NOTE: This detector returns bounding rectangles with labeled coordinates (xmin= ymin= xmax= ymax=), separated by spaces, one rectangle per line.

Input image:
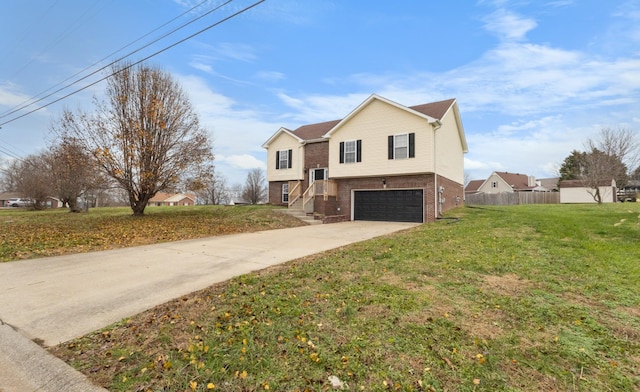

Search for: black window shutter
xmin=276 ymin=151 xmax=280 ymax=169
xmin=339 ymin=142 xmax=345 ymax=163
xmin=288 ymin=149 xmax=292 ymax=168
xmin=356 ymin=140 xmax=362 ymax=162
xmin=388 ymin=136 xmax=394 ymax=159
xmin=409 ymin=133 xmax=415 ymax=158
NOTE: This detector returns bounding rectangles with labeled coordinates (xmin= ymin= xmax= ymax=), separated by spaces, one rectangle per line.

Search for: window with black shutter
xmin=340 ymin=140 xmax=362 ymax=163
xmin=276 ymin=149 xmax=292 ymax=169
xmin=388 ymin=133 xmax=415 ymax=159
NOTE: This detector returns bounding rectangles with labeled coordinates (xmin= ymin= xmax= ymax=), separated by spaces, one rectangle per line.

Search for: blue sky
xmin=1 ymin=0 xmax=639 ymax=186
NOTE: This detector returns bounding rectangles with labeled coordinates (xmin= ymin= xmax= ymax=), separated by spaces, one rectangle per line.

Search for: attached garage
xmin=353 ymin=189 xmax=424 ymax=223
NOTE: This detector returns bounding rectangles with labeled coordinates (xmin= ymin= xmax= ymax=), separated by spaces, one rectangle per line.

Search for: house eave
xmin=302 ymin=137 xmax=328 ymax=144
xmin=322 ymin=94 xmax=439 ymax=139
xmin=262 ymin=127 xmax=303 ymax=149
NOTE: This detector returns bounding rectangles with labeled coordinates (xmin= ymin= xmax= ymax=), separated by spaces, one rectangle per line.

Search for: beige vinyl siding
xmin=434 ymin=107 xmax=465 ymax=184
xmin=329 ymin=99 xmax=434 ymax=178
xmin=265 ymin=133 xmax=304 ymax=182
xmin=478 ymin=173 xmax=514 ymax=193
xmin=560 ymin=186 xmax=616 ymax=203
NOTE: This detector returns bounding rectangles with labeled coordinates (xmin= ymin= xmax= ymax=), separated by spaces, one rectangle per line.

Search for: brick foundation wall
xmin=322 ymin=215 xmax=349 ymax=224
xmin=436 ymin=175 xmax=465 ymax=214
xmin=313 ymin=195 xmax=338 ymax=217
xmin=268 ymin=181 xmax=287 ymax=206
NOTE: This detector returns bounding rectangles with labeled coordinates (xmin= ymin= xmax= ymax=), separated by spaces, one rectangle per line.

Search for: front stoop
xmin=276 ymin=207 xmax=323 ymax=225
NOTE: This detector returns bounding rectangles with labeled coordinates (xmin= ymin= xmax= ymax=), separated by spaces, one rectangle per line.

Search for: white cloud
xmin=0 ymin=82 xmax=31 ymax=107
xmin=189 ymin=61 xmax=213 ymax=73
xmin=276 ymin=91 xmax=370 ymax=123
xmin=218 ymin=154 xmax=265 ymax=170
xmin=255 ymin=71 xmax=285 ymax=82
xmin=495 ymin=116 xmax=559 ymax=136
xmin=464 ymin=157 xmax=496 ymax=171
xmin=482 ymin=9 xmax=537 ymax=42
xmin=193 ymin=42 xmax=256 ymax=63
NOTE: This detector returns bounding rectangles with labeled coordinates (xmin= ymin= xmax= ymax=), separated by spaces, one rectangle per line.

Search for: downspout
xmin=432 ymin=120 xmax=443 ymax=219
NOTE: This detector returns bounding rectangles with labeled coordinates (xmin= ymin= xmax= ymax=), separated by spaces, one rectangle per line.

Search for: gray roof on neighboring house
xmin=558 ymin=179 xmax=616 ymax=188
xmin=538 ymin=177 xmax=559 ymax=191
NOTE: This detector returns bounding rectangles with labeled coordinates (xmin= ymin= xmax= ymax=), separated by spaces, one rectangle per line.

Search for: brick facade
xmin=311 ymin=174 xmax=463 ymax=223
xmin=302 ymin=141 xmax=328 ymax=191
xmin=333 ymin=174 xmax=436 ymax=222
xmin=272 ymin=174 xmax=463 ymax=223
xmin=269 ymin=181 xmax=287 ymax=206
xmin=435 ymin=174 xmax=465 ymax=214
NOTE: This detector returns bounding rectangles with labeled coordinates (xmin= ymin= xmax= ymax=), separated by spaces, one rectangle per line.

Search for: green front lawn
xmin=0 ymin=205 xmax=304 ymax=262
xmin=49 ymin=203 xmax=640 ymax=391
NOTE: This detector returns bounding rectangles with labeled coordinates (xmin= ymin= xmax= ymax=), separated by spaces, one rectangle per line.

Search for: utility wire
xmin=0 ymin=0 xmax=213 ymax=118
xmin=0 ymin=0 xmax=266 ymax=128
xmin=0 ymin=0 xmax=236 ymax=121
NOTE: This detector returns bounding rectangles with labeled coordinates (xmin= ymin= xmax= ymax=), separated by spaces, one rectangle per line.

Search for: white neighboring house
xmin=558 ymin=179 xmax=617 ymax=203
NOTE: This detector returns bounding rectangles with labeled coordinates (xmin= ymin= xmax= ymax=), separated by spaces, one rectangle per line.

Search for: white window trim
xmin=344 ymin=140 xmax=357 ymax=163
xmin=278 ymin=149 xmax=289 ymax=170
xmin=282 ymin=183 xmax=289 ymax=203
xmin=394 ymin=133 xmax=409 ymax=160
xmin=310 ymin=168 xmax=328 ymax=184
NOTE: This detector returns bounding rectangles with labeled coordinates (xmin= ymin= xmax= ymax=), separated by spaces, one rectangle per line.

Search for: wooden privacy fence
xmin=465 ymin=192 xmax=560 ymax=206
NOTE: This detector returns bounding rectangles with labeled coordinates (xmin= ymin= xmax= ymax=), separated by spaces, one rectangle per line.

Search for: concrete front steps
xmin=277 ymin=205 xmax=323 ymax=225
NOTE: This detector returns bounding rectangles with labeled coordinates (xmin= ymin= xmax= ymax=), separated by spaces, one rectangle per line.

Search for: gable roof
xmin=291 ymin=119 xmax=340 ymax=141
xmin=464 ymin=179 xmax=484 ymax=193
xmin=164 ymin=193 xmax=195 ymax=203
xmin=323 ymin=94 xmax=440 ymax=138
xmin=261 ymin=127 xmax=303 ymax=148
xmin=149 ymin=192 xmax=195 ymax=203
xmin=409 ymin=98 xmax=456 ymax=120
xmin=494 ymin=171 xmax=533 ymax=191
xmin=263 ymin=94 xmax=467 ymax=151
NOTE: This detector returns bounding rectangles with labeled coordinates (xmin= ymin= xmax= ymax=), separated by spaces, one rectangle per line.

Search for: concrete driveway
xmin=0 ymin=220 xmax=417 ymax=391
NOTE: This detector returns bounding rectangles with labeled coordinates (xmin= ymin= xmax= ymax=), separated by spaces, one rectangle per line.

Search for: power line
xmin=0 ymin=0 xmax=234 ymax=121
xmin=0 ymin=0 xmax=213 ymax=119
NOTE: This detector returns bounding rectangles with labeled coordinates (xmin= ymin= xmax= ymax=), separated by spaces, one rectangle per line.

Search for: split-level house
xmin=262 ymin=94 xmax=468 ymax=223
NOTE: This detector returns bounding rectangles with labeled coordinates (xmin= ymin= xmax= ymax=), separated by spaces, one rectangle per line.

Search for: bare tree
xmin=46 ymin=136 xmax=107 ymax=212
xmin=0 ymin=158 xmax=20 ymax=192
xmin=14 ymin=153 xmax=52 ymax=209
xmin=228 ymin=183 xmax=244 ymax=203
xmin=581 ymin=148 xmax=625 ymax=203
xmin=182 ymin=162 xmax=229 ymax=205
xmin=204 ymin=168 xmax=229 ymax=205
xmin=242 ymin=168 xmax=266 ymax=204
xmin=57 ymin=62 xmax=213 ymax=215
xmin=582 ymin=128 xmax=637 ymax=203
xmin=590 ymin=128 xmax=639 ymax=175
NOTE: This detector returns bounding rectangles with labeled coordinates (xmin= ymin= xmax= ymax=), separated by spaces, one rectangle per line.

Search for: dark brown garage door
xmin=353 ymin=189 xmax=423 ymax=223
